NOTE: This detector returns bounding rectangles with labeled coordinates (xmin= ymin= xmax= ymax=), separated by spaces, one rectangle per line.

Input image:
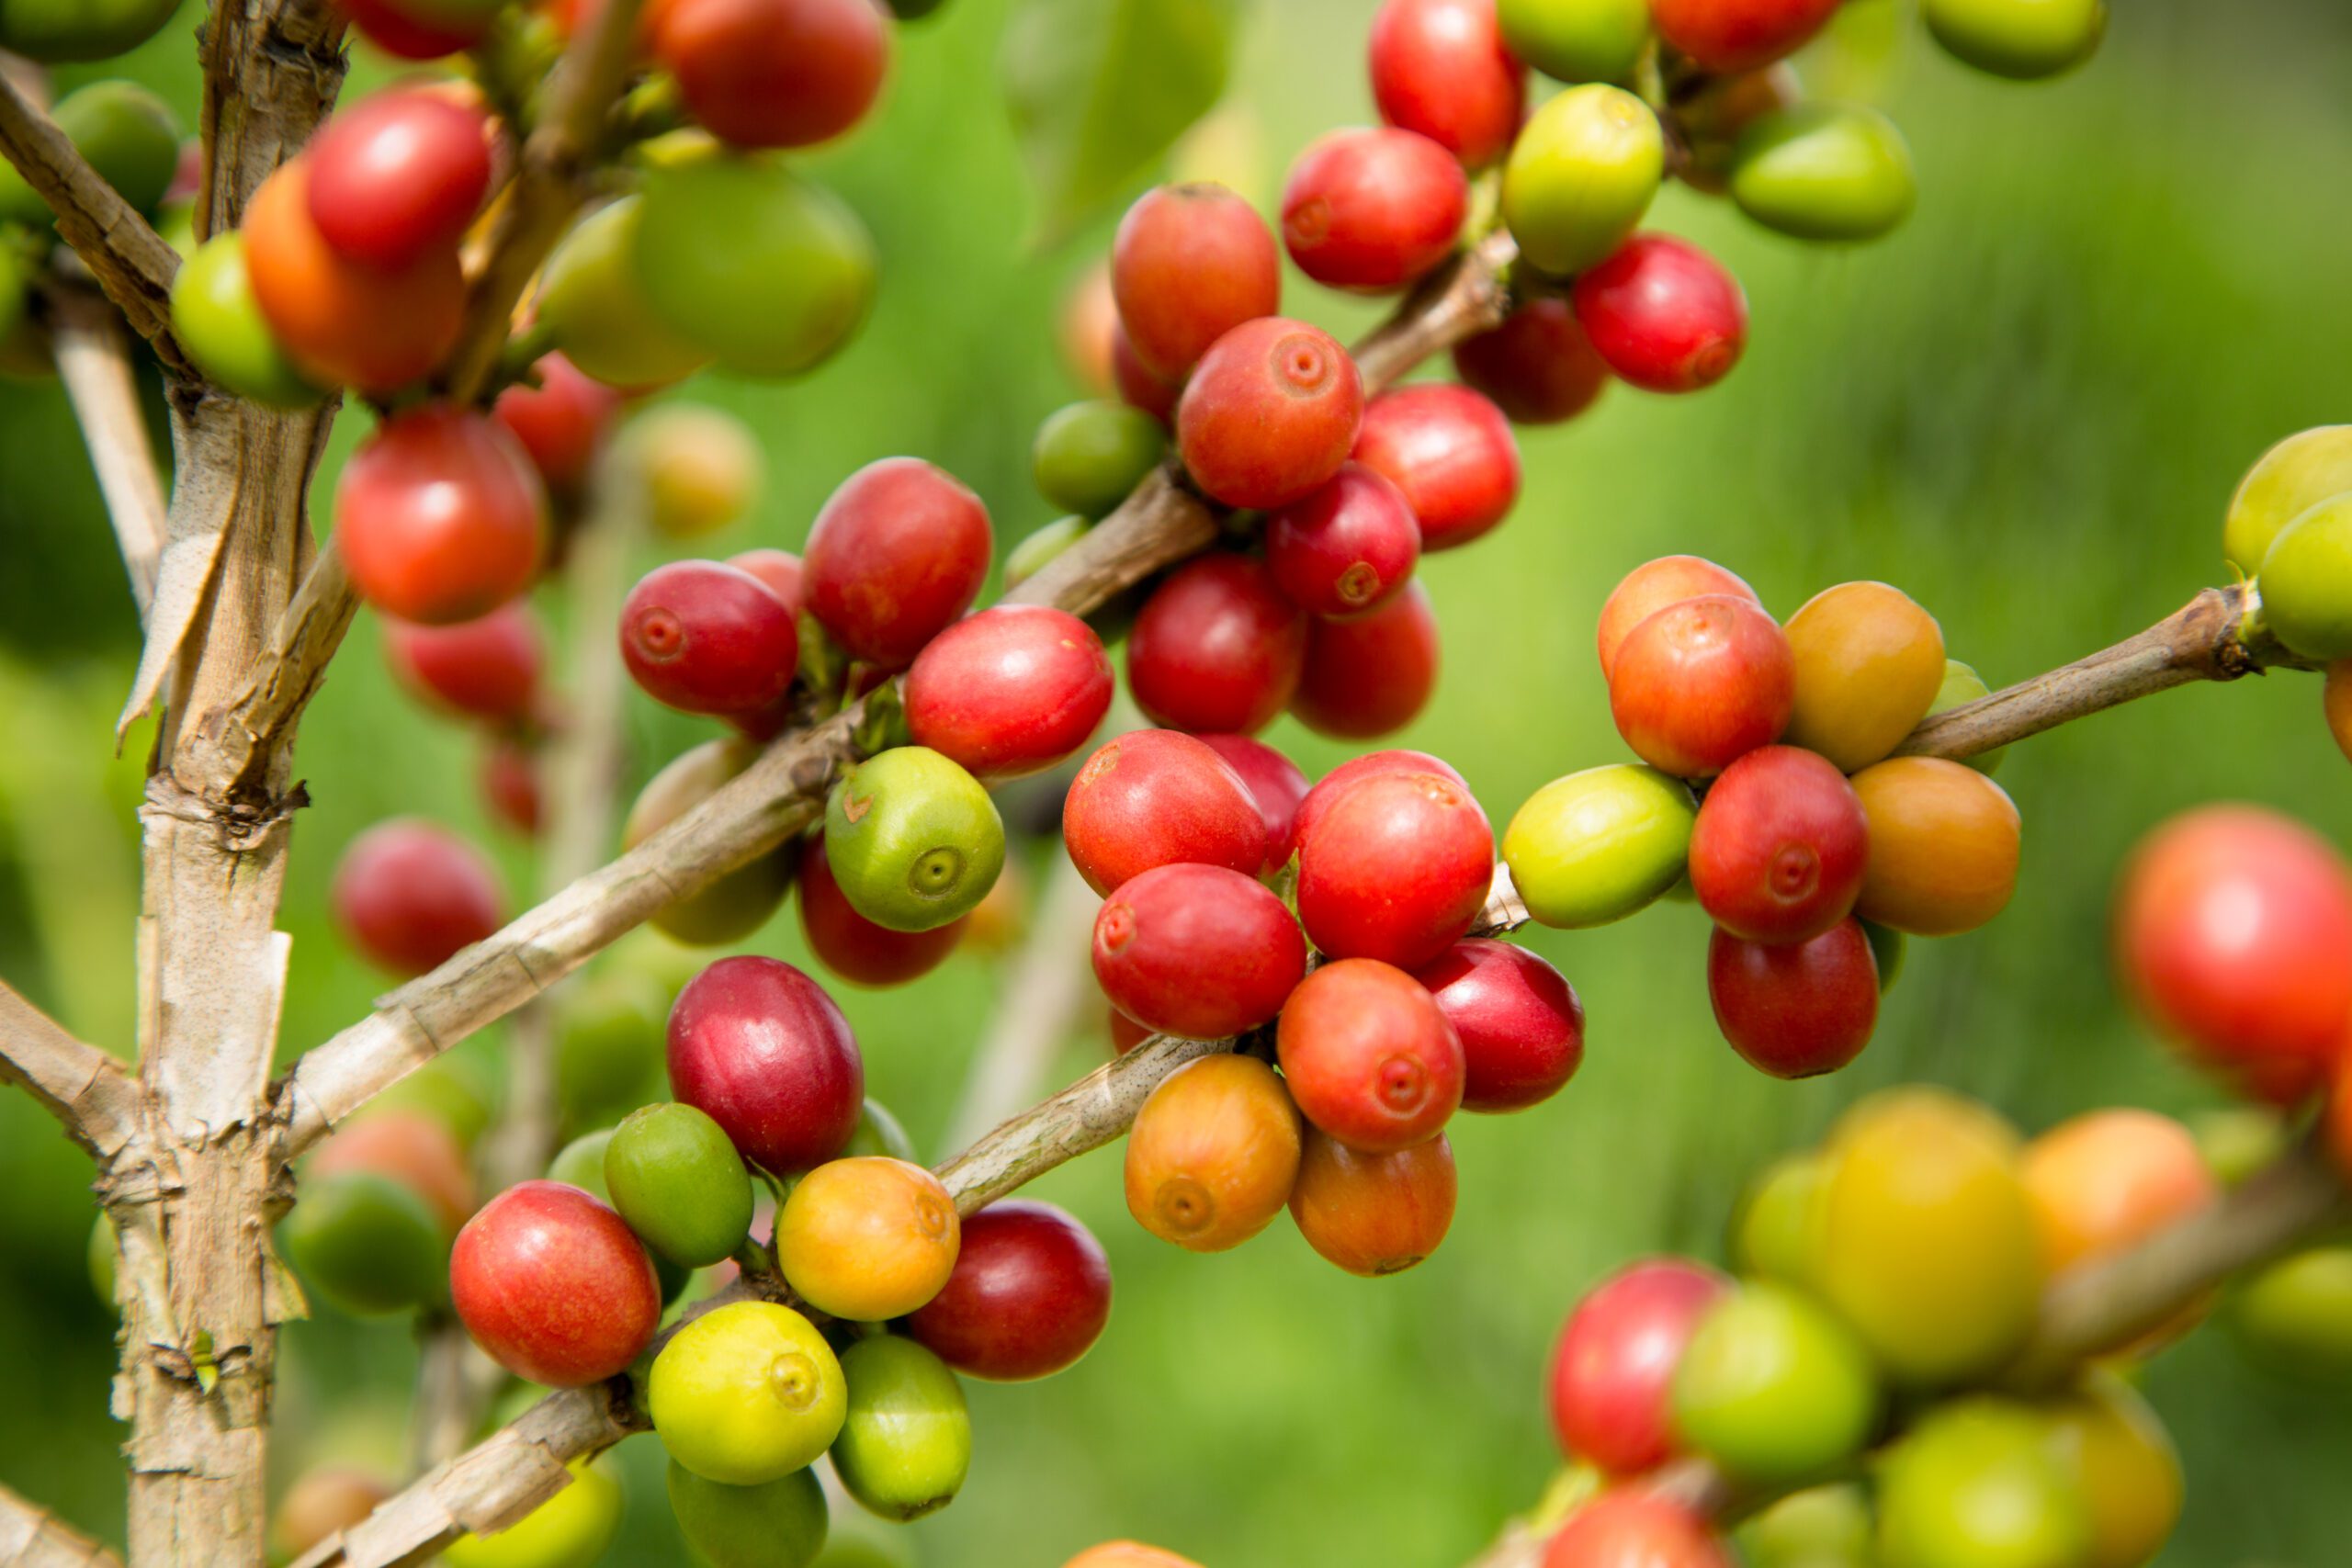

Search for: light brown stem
xmin=939 ymin=852 xmax=1103 ymax=1154
xmin=0 ymin=1481 xmax=125 ymax=1568
xmin=0 ymin=978 xmax=140 ymax=1159
xmin=48 ymin=288 xmax=167 ymax=620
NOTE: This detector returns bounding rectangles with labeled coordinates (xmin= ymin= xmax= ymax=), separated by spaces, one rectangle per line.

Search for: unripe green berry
xmin=1876 ymin=1400 xmax=2089 ymax=1568
xmin=1739 ymin=1484 xmax=1874 ymax=1568
xmin=1671 ymin=1281 xmax=1881 ymax=1484
xmin=1729 ymin=103 xmax=1916 ymax=243
xmin=831 ymin=1336 xmax=972 ymax=1521
xmin=2230 ymin=1246 xmax=2352 ymax=1381
xmin=1729 ymin=1151 xmax=1826 ymax=1283
xmin=824 ymin=747 xmax=1005 ymax=933
xmin=552 ymin=970 xmax=668 ymax=1128
xmin=277 ymin=1170 xmax=447 ymax=1317
xmin=0 ymin=0 xmax=180 ymax=64
xmin=2257 ymin=494 xmax=2352 ymax=660
xmin=1501 ymin=763 xmax=1695 ymax=928
xmin=1033 ymin=400 xmax=1165 ymax=518
xmin=666 ymin=1461 xmax=829 ymax=1568
xmin=605 ymin=1102 xmax=754 ymax=1268
xmin=1928 ymin=659 xmax=2006 ymax=774
xmin=537 ymin=197 xmax=712 ymax=391
xmin=172 ymin=234 xmax=325 ymax=410
xmin=547 ymin=1128 xmax=695 ymax=1303
xmin=2222 ymin=425 xmax=2352 ymax=576
xmin=1497 ymin=0 xmax=1650 ymax=85
xmin=1502 ymin=84 xmax=1663 ymax=277
xmin=1 ymin=79 xmax=180 ymax=224
xmin=1923 ymin=0 xmax=2105 ymax=81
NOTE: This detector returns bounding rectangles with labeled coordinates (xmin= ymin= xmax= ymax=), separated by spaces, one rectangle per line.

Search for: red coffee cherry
xmin=1707 ymin=918 xmax=1880 ymax=1077
xmin=1452 ymin=298 xmax=1611 ymax=426
xmin=1544 ymin=1494 xmax=1731 ymax=1568
xmin=906 ymin=1199 xmax=1113 ymax=1382
xmin=620 ymin=559 xmax=799 ymax=716
xmin=1351 ymin=384 xmax=1521 ymax=552
xmin=1176 ymin=318 xmax=1364 ymax=511
xmin=667 ymin=955 xmax=865 ymax=1174
xmin=1411 ymin=938 xmax=1584 ymax=1112
xmin=1126 ymin=554 xmax=1309 ymax=734
xmin=307 ymin=88 xmax=492 ymax=269
xmin=655 ymin=0 xmax=888 ymax=150
xmin=804 ymin=457 xmax=993 ymax=669
xmin=382 ymin=602 xmax=543 ymax=725
xmin=728 ymin=548 xmax=806 ymax=620
xmin=331 ymin=819 xmax=502 ymax=976
xmin=1689 ymin=745 xmax=1869 ymax=945
xmin=1292 ymin=580 xmax=1442 ymax=739
xmin=1572 ymin=235 xmax=1748 ymax=395
xmin=1112 ymin=327 xmax=1182 ymax=422
xmin=1281 ymin=127 xmax=1468 ymax=294
xmin=905 ymin=605 xmax=1114 ymax=781
xmin=334 ymin=0 xmax=490 ymax=59
xmin=1648 ymin=0 xmax=1842 ymax=73
xmin=1366 ymin=0 xmax=1526 ymax=168
xmin=1596 ymin=555 xmax=1758 ymax=679
xmin=797 ymin=838 xmax=966 ymax=989
xmin=1289 ymin=1129 xmax=1457 ymax=1276
xmin=1062 ymin=729 xmax=1267 ymax=895
xmin=479 ymin=738 xmax=542 ymax=835
xmin=338 ymin=407 xmax=548 ymax=626
xmin=1092 ymin=863 xmax=1308 ymax=1039
xmin=1293 ymin=748 xmax=1469 ymax=852
xmin=1266 ymin=462 xmax=1422 ymax=618
xmin=1298 ymin=766 xmax=1492 ymax=966
xmin=492 ymin=353 xmax=622 ymax=497
xmin=1111 ymin=183 xmax=1282 ymax=379
xmin=1277 ymin=957 xmax=1465 ymax=1152
xmin=1549 ymin=1257 xmax=1729 ymax=1473
xmin=450 ymin=1180 xmax=660 ymax=1386
xmin=1607 ymin=593 xmax=1793 ymax=776
xmin=1196 ymin=733 xmax=1310 ymax=876
xmin=1107 ymin=1005 xmax=1154 ymax=1056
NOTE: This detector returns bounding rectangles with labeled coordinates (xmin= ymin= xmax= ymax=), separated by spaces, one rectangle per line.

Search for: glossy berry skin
xmin=1298 ymin=767 xmax=1492 ymax=968
xmin=620 ymin=560 xmax=798 ymax=716
xmin=1596 ymin=556 xmax=1758 ymax=679
xmin=1503 ymin=85 xmax=1663 ymax=277
xmin=493 ymin=354 xmax=622 ymax=497
xmin=798 ymin=838 xmax=965 ymax=989
xmin=1451 ymin=299 xmax=1611 ymax=425
xmin=1125 ymin=1054 xmax=1303 ymax=1252
xmin=1196 ymin=734 xmax=1310 ymax=875
xmin=1497 ymin=0 xmax=1650 ymax=84
xmin=1502 ymin=764 xmax=1695 ymax=929
xmin=1549 ymin=1258 xmax=1729 ymax=1473
xmin=2256 ymin=495 xmax=2352 ymax=661
xmin=1266 ymin=463 xmax=1421 ymax=618
xmin=1126 ymin=555 xmax=1308 ymax=734
xmin=307 ymin=89 xmax=492 ymax=269
xmin=1281 ymin=128 xmax=1468 ymax=293
xmin=1111 ymin=184 xmax=1282 ymax=378
xmin=804 ymin=457 xmax=993 ymax=669
xmin=1850 ymin=757 xmax=2020 ymax=935
xmin=1730 ymin=103 xmax=1917 ymax=243
xmin=665 ymin=1464 xmax=826 ymax=1568
xmin=728 ymin=549 xmax=804 ymax=619
xmin=1367 ymin=0 xmax=1526 ymax=167
xmin=775 ymin=1156 xmax=959 ymax=1321
xmin=1411 ymin=939 xmax=1584 ymax=1111
xmin=338 ymin=408 xmax=548 ymax=626
xmin=1092 ymin=863 xmax=1307 ymax=1039
xmin=667 ymin=956 xmax=865 ymax=1176
xmin=907 ymin=1199 xmax=1112 ymax=1381
xmin=902 ymin=605 xmax=1113 ymax=781
xmin=1292 ymin=580 xmax=1442 ymax=738
xmin=169 ymin=233 xmax=324 ymax=411
xmin=1571 ymin=234 xmax=1747 ymax=394
xmin=2021 ymin=1109 xmax=2216 ymax=1277
xmin=824 ymin=747 xmax=1005 ymax=933
xmin=650 ymin=1301 xmax=846 ymax=1484
xmin=331 ymin=819 xmax=502 ymax=976
xmin=1277 ymin=958 xmax=1465 ymax=1152
xmin=1648 ymin=0 xmax=1843 ymax=72
xmin=831 ymin=1335 xmax=970 ymax=1521
xmin=2225 ymin=431 xmax=2352 ymax=580
xmin=1033 ymin=400 xmax=1167 ymax=518
xmin=450 ymin=1180 xmax=660 ymax=1386
xmin=1689 ymin=746 xmax=1869 ymax=945
xmin=654 ymin=0 xmax=889 ymax=150
xmin=1293 ymin=749 xmax=1469 ymax=850
xmin=1707 ymin=919 xmax=1879 ymax=1078
xmin=1061 ymin=730 xmax=1266 ymax=894
xmin=605 ymin=1102 xmax=754 ymax=1268
xmin=625 ymin=741 xmax=796 ymax=945
xmin=1290 ymin=1129 xmax=1456 ymax=1276
xmin=1351 ymin=385 xmax=1521 ymax=552
xmin=1923 ymin=0 xmax=2106 ymax=80
xmin=1875 ymin=1400 xmax=2089 ymax=1568
xmin=1544 ymin=1494 xmax=1730 ymax=1568
xmin=1782 ymin=581 xmax=1947 ymax=773
xmin=334 ymin=0 xmax=499 ymax=58
xmin=1670 ymin=1281 xmax=1882 ymax=1485
xmin=1176 ymin=318 xmax=1364 ymax=511
xmin=1607 ymin=594 xmax=1793 ymax=777
xmin=382 ymin=603 xmax=543 ymax=725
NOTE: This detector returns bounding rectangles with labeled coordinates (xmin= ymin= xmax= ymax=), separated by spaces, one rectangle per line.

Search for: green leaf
xmin=1001 ymin=0 xmax=1238 ymax=241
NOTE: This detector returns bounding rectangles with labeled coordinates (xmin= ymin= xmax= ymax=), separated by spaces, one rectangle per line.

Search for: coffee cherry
xmin=451 ymin=1180 xmax=660 ymax=1384
xmin=2222 ymin=425 xmax=2352 ymax=576
xmin=619 ymin=559 xmax=798 ymax=716
xmin=1498 ymin=0 xmax=1650 ymax=84
xmin=604 ymin=1101 xmax=753 ymax=1267
xmin=1411 ymin=939 xmax=1583 ymax=1112
xmin=1062 ymin=729 xmax=1267 ymax=893
xmin=831 ymin=1336 xmax=971 ymax=1521
xmin=1596 ymin=556 xmax=1759 ymax=679
xmin=1849 ymin=757 xmax=2020 ymax=935
xmin=277 ymin=1169 xmax=447 ymax=1315
xmin=1033 ymin=400 xmax=1167 ymax=518
xmin=1676 ymin=63 xmax=1803 ymax=194
xmin=804 ymin=457 xmax=993 ymax=667
xmin=1351 ymin=385 xmax=1521 ymax=551
xmin=331 ymin=819 xmax=502 ymax=976
xmin=2258 ymin=495 xmax=2352 ymax=660
xmin=625 ymin=741 xmax=797 ymax=944
xmin=722 ymin=552 xmax=802 ymax=623
xmin=656 ymin=0 xmax=888 ymax=149
xmin=338 ymin=407 xmax=548 ymax=625
xmin=824 ymin=747 xmax=1004 ymax=932
xmin=1572 ymin=234 xmax=1747 ymax=393
xmin=382 ymin=603 xmax=543 ymax=725
xmin=1125 ymin=1053 xmax=1303 ymax=1251
xmin=311 ymin=1110 xmax=477 ymax=1234
xmin=1295 ymin=748 xmax=1469 ymax=844
xmin=668 ymin=956 xmax=865 ymax=1175
xmin=1286 ymin=1127 xmax=1457 ymax=1276
xmin=1728 ymin=1152 xmax=1826 ymax=1284
xmin=1923 ymin=0 xmax=2105 ymax=79
xmin=798 ymin=837 xmax=967 ymax=988
xmin=1729 ymin=103 xmax=1917 ymax=243
xmin=1736 ymin=1485 xmax=1871 ymax=1568
xmin=1108 ymin=1007 xmax=1153 ymax=1056
xmin=1608 ymin=593 xmax=1793 ymax=776
xmin=2022 ymin=1109 xmax=2215 ymax=1283
xmin=1367 ymin=0 xmax=1526 ymax=166
xmin=1298 ymin=768 xmax=1493 ymax=967
xmin=1549 ymin=1258 xmax=1729 ymax=1473
xmin=776 ymin=1156 xmax=959 ymax=1321
xmin=1277 ymin=958 xmax=1464 ymax=1151
xmin=1196 ymin=734 xmax=1310 ymax=875
xmin=1503 ymin=764 xmax=1696 ymax=928
xmin=535 ymin=197 xmax=712 ymax=390
xmin=443 ymin=1458 xmax=622 ymax=1568
xmin=650 ymin=1300 xmax=846 ymax=1483
xmin=667 ymin=1462 xmax=827 ymax=1568
xmin=1781 ymin=581 xmax=1947 ymax=772
xmin=1707 ymin=919 xmax=1879 ymax=1077
xmin=1092 ymin=863 xmax=1307 ymax=1039
xmin=493 ymin=354 xmax=622 ymax=498
xmin=0 ymin=0 xmax=177 ymax=62
xmin=907 ymin=1199 xmax=1111 ymax=1381
xmin=1690 ymin=746 xmax=1868 ymax=945
xmin=1282 ymin=127 xmax=1468 ymax=292
xmin=1126 ymin=554 xmax=1309 ymax=733
xmin=1292 ymin=580 xmax=1442 ymax=739
xmin=1545 ymin=1495 xmax=1729 ymax=1568
xmin=6 ymin=82 xmax=178 ymax=220
xmin=1176 ymin=318 xmax=1365 ymax=510
xmin=1266 ymin=464 xmax=1422 ymax=618
xmin=1670 ymin=1281 xmax=1880 ymax=1485
xmin=1112 ymin=327 xmax=1184 ymax=421
xmin=1504 ymin=84 xmax=1661 ymax=277
xmin=1928 ymin=658 xmax=2007 ymax=773
xmin=1111 ymin=183 xmax=1282 ymax=378
xmin=2045 ymin=1372 xmax=2183 ymax=1568
xmin=335 ymin=0 xmax=502 ymax=57
xmin=308 ymin=88 xmax=492 ymax=269
xmin=2230 ymin=1247 xmax=2352 ymax=1381
xmin=271 ymin=1469 xmax=393 ymax=1563
xmin=170 ymin=233 xmax=324 ymax=409
xmin=1451 ymin=299 xmax=1611 ymax=424
xmin=1876 ymin=1400 xmax=2089 ymax=1568
xmin=1648 ymin=0 xmax=1842 ymax=72
xmin=614 ymin=408 xmax=763 ymax=540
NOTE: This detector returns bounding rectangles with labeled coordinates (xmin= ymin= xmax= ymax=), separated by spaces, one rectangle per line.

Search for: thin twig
xmin=0 ymin=977 xmax=141 ymax=1160
xmin=0 ymin=1479 xmax=124 ymax=1568
xmin=48 ymin=288 xmax=166 ymax=620
xmin=940 ymin=852 xmax=1103 ymax=1154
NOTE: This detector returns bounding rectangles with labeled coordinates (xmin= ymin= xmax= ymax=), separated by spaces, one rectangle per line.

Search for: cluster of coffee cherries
xmin=2220 ymin=426 xmax=2352 ymax=767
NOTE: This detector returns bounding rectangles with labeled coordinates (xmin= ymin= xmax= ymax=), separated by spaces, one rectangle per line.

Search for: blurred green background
xmin=5 ymin=0 xmax=2352 ymax=1562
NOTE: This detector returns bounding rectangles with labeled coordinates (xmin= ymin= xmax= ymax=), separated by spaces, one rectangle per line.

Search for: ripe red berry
xmin=479 ymin=738 xmax=541 ymax=835
xmin=331 ymin=819 xmax=503 ymax=976
xmin=728 ymin=548 xmax=806 ymax=620
xmin=1281 ymin=128 xmax=1468 ymax=293
xmin=797 ymin=838 xmax=966 ymax=989
xmin=492 ymin=353 xmax=622 ymax=497
xmin=1297 ymin=766 xmax=1492 ymax=966
xmin=667 ymin=955 xmax=865 ymax=1175
xmin=1111 ymin=327 xmax=1182 ymax=422
xmin=1351 ymin=384 xmax=1521 ymax=552
xmin=306 ymin=88 xmax=492 ymax=270
xmin=1549 ymin=1258 xmax=1729 ymax=1473
xmin=1107 ymin=1005 xmax=1153 ymax=1056
xmin=1092 ymin=863 xmax=1307 ymax=1039
xmin=1452 ymin=298 xmax=1611 ymax=425
xmin=1544 ymin=1494 xmax=1731 ymax=1568
xmin=337 ymin=407 xmax=548 ymax=626
xmin=1707 ymin=918 xmax=1880 ymax=1077
xmin=654 ymin=0 xmax=889 ymax=149
xmin=1412 ymin=939 xmax=1585 ymax=1112
xmin=1689 ymin=746 xmax=1869 ymax=945
xmin=450 ymin=1180 xmax=661 ymax=1386
xmin=1126 ymin=554 xmax=1309 ymax=734
xmin=1111 ymin=183 xmax=1282 ymax=379
xmin=1572 ymin=235 xmax=1748 ymax=395
xmin=382 ymin=602 xmax=543 ymax=725
xmin=1291 ymin=580 xmax=1441 ymax=739
xmin=1289 ymin=1128 xmax=1457 ymax=1276
xmin=1607 ymin=594 xmax=1793 ymax=776
xmin=905 ymin=605 xmax=1114 ymax=781
xmin=804 ymin=457 xmax=993 ymax=669
xmin=906 ymin=1199 xmax=1113 ymax=1382
xmin=1265 ymin=463 xmax=1421 ymax=618
xmin=1293 ymin=749 xmax=1469 ymax=852
xmin=1196 ymin=734 xmax=1310 ymax=876
xmin=1366 ymin=0 xmax=1526 ymax=168
xmin=334 ymin=0 xmax=490 ymax=59
xmin=1647 ymin=0 xmax=1842 ymax=73
xmin=1176 ymin=318 xmax=1364 ymax=511
xmin=1595 ymin=555 xmax=1758 ymax=679
xmin=620 ymin=559 xmax=799 ymax=716
xmin=1061 ymin=730 xmax=1268 ymax=895
xmin=1277 ymin=957 xmax=1465 ymax=1152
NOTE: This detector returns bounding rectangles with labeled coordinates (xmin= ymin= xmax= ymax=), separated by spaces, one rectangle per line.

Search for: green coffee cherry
xmin=553 ymin=970 xmax=669 ymax=1128
xmin=172 ymin=233 xmax=324 ymax=410
xmin=625 ymin=739 xmax=797 ymax=945
xmin=1876 ymin=1400 xmax=2089 ymax=1568
xmin=1923 ymin=0 xmax=2105 ymax=81
xmin=1501 ymin=84 xmax=1663 ymax=278
xmin=605 ymin=1102 xmax=754 ymax=1268
xmin=2257 ymin=494 xmax=2352 ymax=660
xmin=1006 ymin=516 xmax=1090 ymax=591
xmin=1497 ymin=0 xmax=1649 ymax=85
xmin=1671 ymin=1281 xmax=1882 ymax=1485
xmin=824 ymin=747 xmax=1005 ymax=933
xmin=1738 ymin=1484 xmax=1874 ymax=1568
xmin=666 ymin=1460 xmax=828 ymax=1568
xmin=843 ymin=1097 xmax=918 ymax=1164
xmin=1 ymin=80 xmax=180 ymax=225
xmin=536 ymin=196 xmax=712 ymax=391
xmin=831 ymin=1337 xmax=972 ymax=1522
xmin=1729 ymin=1151 xmax=1826 ymax=1283
xmin=1501 ymin=763 xmax=1696 ymax=928
xmin=812 ymin=1519 xmax=916 ymax=1568
xmin=2229 ymin=1246 xmax=2352 ymax=1382
xmin=1860 ymin=918 xmax=1906 ymax=992
xmin=2188 ymin=1106 xmax=2285 ymax=1189
xmin=0 ymin=0 xmax=180 ymax=63
xmin=277 ymin=1170 xmax=447 ymax=1316
xmin=1033 ymin=400 xmax=1165 ymax=518
xmin=445 ymin=1459 xmax=623 ymax=1568
xmin=650 ymin=1301 xmax=847 ymax=1484
xmin=1729 ymin=103 xmax=1916 ymax=243
xmin=547 ymin=1129 xmax=615 ymax=1199
xmin=1928 ymin=659 xmax=2006 ymax=774
xmin=2222 ymin=425 xmax=2352 ymax=576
